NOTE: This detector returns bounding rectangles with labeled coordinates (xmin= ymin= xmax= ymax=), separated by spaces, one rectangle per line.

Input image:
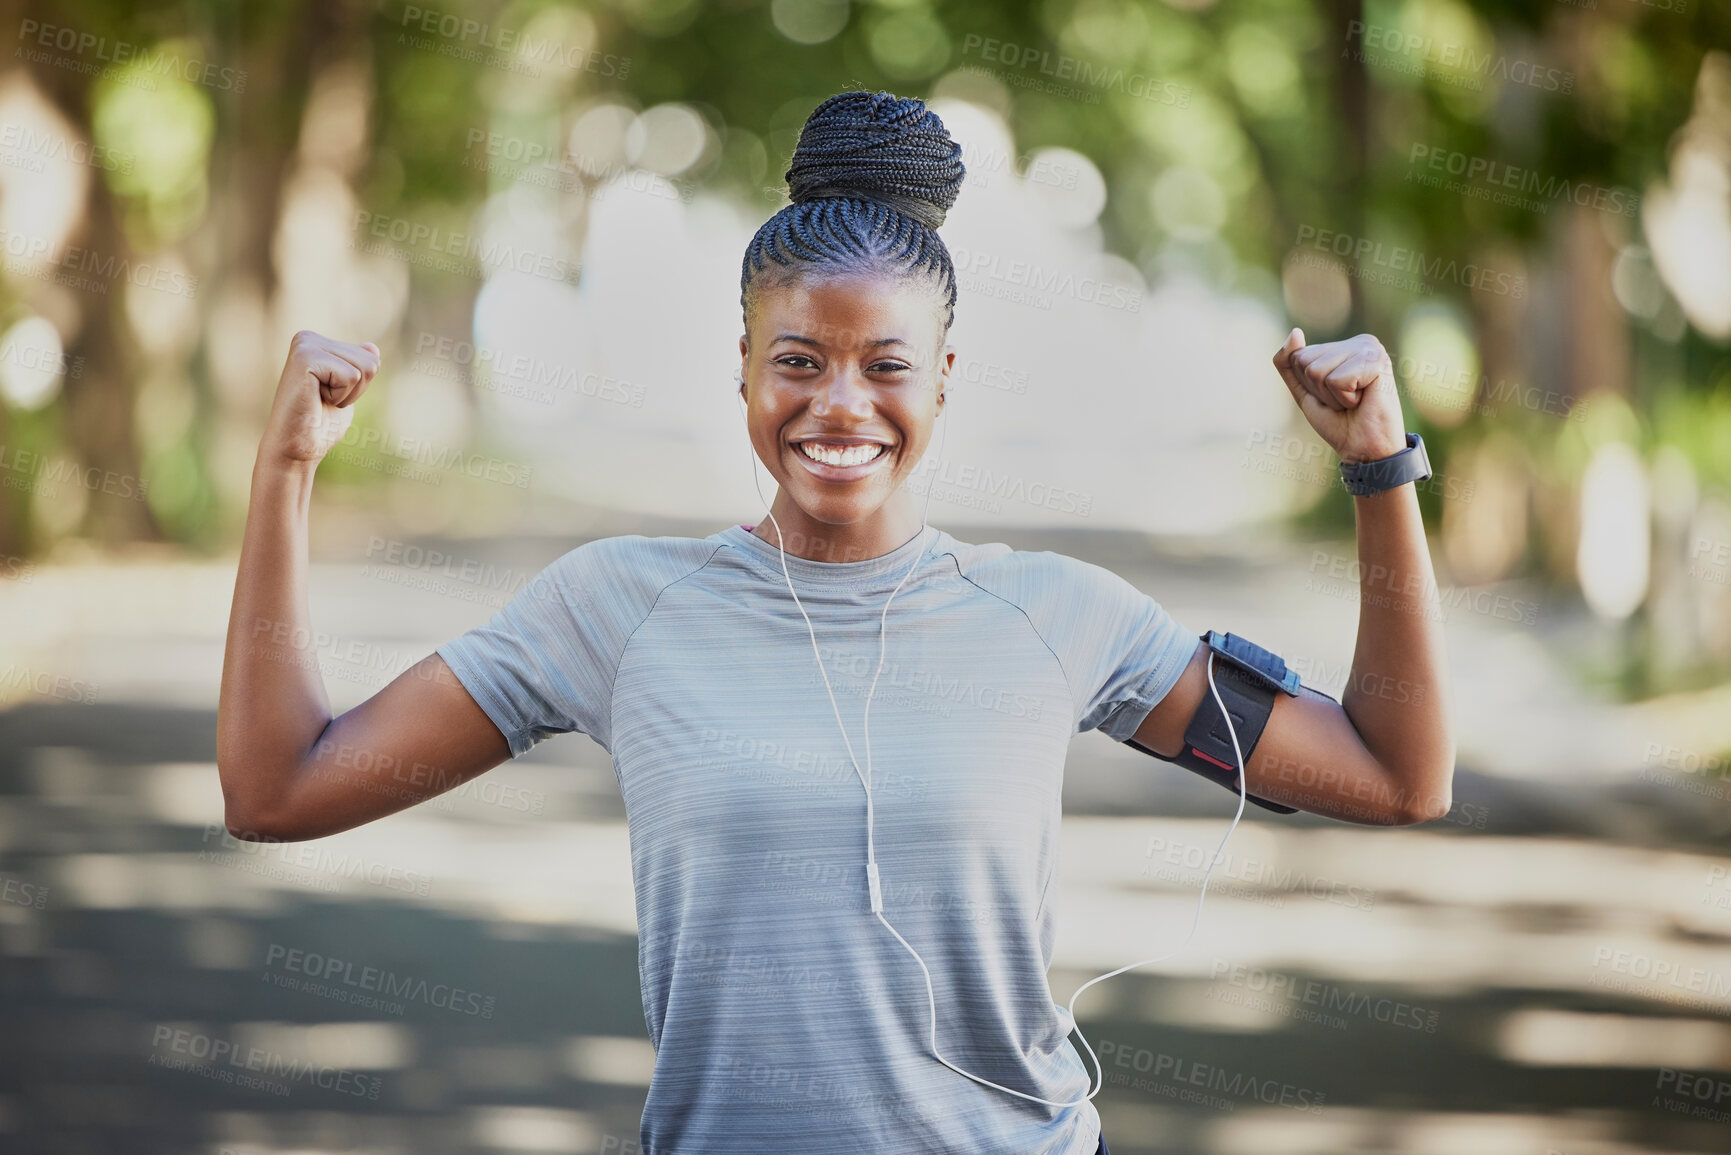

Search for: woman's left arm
xmin=1133 ymin=329 xmax=1456 ymax=825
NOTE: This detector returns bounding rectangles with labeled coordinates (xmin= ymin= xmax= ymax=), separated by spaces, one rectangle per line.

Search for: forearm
xmin=1344 ymin=481 xmax=1455 ymax=812
xmin=215 ymin=455 xmax=334 ymax=827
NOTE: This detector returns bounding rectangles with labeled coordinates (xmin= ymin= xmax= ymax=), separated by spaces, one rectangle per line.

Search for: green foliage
xmin=4 ymin=0 xmax=1729 ymax=594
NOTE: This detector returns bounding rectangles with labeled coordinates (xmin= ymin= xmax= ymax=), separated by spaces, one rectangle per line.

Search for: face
xmin=738 ymin=270 xmax=952 ymax=538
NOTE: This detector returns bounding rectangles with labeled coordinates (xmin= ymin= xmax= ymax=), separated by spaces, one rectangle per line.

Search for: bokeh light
xmin=1398 ymin=301 xmax=1479 ymax=429
xmin=0 ymin=314 xmax=66 ymax=410
xmin=1577 ymin=439 xmax=1651 ymax=622
xmin=772 ymin=0 xmax=851 ymax=46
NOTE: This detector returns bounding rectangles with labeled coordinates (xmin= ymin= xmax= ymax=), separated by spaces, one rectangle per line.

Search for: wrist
xmin=253 ymin=450 xmax=320 ymax=488
xmin=1338 ymin=436 xmax=1409 ymax=465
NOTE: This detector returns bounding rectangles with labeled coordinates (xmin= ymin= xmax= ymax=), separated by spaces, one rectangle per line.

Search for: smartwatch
xmin=1339 ymin=433 xmax=1431 ymax=497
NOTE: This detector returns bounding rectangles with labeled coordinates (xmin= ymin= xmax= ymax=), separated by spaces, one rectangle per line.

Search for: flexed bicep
xmin=223 ymin=654 xmax=510 ymax=843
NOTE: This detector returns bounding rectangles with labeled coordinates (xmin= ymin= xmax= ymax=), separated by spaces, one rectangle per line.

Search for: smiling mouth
xmin=794 ymin=440 xmax=890 ymax=468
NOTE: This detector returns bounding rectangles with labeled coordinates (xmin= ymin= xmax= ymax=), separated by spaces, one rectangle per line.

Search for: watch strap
xmin=1339 ymin=433 xmax=1431 ymax=497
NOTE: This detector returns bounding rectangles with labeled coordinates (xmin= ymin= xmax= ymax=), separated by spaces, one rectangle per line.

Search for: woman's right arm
xmin=216 ymin=331 xmax=510 ymax=843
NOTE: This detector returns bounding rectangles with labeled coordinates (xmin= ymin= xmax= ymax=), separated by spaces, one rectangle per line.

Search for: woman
xmin=219 ymin=91 xmax=1454 ymax=1155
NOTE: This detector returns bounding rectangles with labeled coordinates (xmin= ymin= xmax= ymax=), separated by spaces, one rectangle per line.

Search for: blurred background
xmin=1 ymin=0 xmax=1730 ymax=1151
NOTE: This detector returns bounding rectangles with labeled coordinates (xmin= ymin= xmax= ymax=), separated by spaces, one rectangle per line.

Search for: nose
xmin=808 ymin=363 xmax=875 ymax=422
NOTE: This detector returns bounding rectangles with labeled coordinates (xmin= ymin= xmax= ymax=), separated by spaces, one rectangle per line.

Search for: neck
xmin=750 ymin=492 xmax=926 ymax=563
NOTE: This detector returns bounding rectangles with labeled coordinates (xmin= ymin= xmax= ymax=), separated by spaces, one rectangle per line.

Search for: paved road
xmin=1 ymin=519 xmax=1727 ymax=1154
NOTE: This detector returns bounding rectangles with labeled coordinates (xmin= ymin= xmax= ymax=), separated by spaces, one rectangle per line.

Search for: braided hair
xmin=741 ymin=91 xmax=966 ymax=331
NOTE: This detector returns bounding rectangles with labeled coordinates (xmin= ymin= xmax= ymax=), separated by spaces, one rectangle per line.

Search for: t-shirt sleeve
xmin=434 ymin=539 xmax=624 ymax=758
xmin=1062 ymin=557 xmax=1199 ymax=741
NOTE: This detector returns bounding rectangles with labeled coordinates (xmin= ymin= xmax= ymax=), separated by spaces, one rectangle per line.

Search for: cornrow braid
xmin=741 ymin=91 xmax=966 ymax=330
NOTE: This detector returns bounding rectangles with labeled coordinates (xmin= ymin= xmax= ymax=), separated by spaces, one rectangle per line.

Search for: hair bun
xmin=784 ymin=91 xmax=965 ymax=230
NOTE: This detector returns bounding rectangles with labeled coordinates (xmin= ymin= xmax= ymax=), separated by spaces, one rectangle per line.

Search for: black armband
xmin=1125 ymin=630 xmax=1304 ymax=815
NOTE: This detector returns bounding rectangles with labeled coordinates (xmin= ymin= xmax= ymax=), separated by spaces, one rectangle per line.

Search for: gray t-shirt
xmin=436 ymin=523 xmax=1197 ymax=1154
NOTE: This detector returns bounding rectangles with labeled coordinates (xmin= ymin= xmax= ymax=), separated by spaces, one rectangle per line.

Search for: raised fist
xmin=260 ymin=330 xmax=382 ymax=467
xmin=1271 ymin=329 xmax=1407 ymax=465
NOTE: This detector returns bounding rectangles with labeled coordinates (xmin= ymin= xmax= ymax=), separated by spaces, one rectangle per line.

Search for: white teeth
xmin=798 ymin=442 xmax=886 ymax=468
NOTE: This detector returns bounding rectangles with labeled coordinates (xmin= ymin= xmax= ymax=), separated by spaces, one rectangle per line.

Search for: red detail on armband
xmin=1189 ymin=746 xmax=1235 ymax=771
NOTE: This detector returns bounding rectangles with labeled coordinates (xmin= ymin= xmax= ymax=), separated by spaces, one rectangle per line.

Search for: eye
xmin=774 ymin=354 xmax=818 ymax=370
xmin=868 ymin=359 xmax=911 ymax=374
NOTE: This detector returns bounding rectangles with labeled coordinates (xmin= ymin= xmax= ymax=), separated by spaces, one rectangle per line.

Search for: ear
xmin=737 ymin=334 xmax=749 ymax=396
xmin=937 ymin=343 xmax=956 ymax=407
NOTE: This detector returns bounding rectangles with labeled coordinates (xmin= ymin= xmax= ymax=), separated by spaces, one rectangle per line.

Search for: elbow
xmin=224 ymin=811 xmax=314 ymax=843
xmin=217 ymin=770 xmax=296 ymax=844
xmin=225 ymin=817 xmax=271 ymax=842
xmin=1391 ymin=790 xmax=1451 ymax=826
xmin=1389 ymin=760 xmax=1456 ymax=827
xmin=222 ymin=804 xmax=284 ymax=843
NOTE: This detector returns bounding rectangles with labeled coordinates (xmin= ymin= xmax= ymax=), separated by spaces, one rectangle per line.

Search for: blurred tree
xmin=0 ymin=0 xmax=390 ymax=553
xmin=0 ymin=0 xmax=1725 ymax=698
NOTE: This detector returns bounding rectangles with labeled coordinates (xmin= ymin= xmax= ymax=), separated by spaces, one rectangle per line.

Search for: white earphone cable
xmin=736 ymin=376 xmax=1249 ymax=1108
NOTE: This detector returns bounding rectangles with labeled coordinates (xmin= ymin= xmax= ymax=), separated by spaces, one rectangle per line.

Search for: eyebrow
xmin=772 ymin=333 xmax=910 ymax=349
